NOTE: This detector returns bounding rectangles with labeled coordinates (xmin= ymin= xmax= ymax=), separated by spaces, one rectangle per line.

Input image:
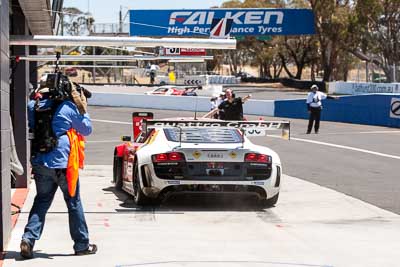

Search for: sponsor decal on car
xmin=206 ymin=152 xmax=224 ymax=159
xmin=147 ymin=120 xmax=287 ymax=130
xmin=193 ymin=151 xmax=202 ymax=159
xmin=143 ymin=120 xmax=291 ymax=140
xmin=144 ymin=130 xmax=159 ymax=145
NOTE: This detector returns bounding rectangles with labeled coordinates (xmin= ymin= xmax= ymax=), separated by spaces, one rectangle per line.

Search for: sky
xmin=63 ymin=0 xmax=229 ymax=24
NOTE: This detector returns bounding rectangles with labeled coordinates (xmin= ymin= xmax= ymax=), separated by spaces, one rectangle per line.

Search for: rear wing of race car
xmin=142 ymin=120 xmax=291 ymax=140
xmin=132 ymin=112 xmax=154 ymax=140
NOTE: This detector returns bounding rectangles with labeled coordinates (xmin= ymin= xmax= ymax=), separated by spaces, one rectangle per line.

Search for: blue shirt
xmin=28 ymin=99 xmax=92 ymax=168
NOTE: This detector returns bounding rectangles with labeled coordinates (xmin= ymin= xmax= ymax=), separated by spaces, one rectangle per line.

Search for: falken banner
xmin=129 ymin=9 xmax=315 ymax=37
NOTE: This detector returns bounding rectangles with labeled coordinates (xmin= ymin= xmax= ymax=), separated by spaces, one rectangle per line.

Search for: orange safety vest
xmin=66 ymin=128 xmax=85 ymax=197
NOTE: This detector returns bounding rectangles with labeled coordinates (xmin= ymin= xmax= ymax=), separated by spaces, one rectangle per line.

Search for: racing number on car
xmin=247 ymin=129 xmax=261 ymax=134
xmin=133 ymin=118 xmax=144 ymax=140
xmin=132 ymin=112 xmax=154 ymax=140
xmin=136 ymin=120 xmax=143 ymax=131
xmin=164 ymin=48 xmax=180 ymax=55
xmin=244 ymin=129 xmax=266 ymax=137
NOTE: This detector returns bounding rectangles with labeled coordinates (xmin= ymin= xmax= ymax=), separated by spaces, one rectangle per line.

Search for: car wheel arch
xmin=132 ymin=158 xmax=154 ymax=205
xmin=114 ymin=144 xmax=126 ymax=158
xmin=113 ymin=149 xmax=123 ymax=190
xmin=132 ymin=155 xmax=150 ymax=188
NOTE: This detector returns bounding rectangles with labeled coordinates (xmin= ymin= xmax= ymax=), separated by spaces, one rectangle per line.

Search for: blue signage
xmin=129 ymin=9 xmax=315 ymax=37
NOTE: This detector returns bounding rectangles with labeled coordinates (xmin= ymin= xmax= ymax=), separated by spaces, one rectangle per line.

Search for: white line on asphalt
xmin=92 ymin=119 xmax=131 ymax=125
xmin=93 ymin=118 xmax=400 ymax=160
xmin=310 ymin=130 xmax=400 ymax=136
xmin=270 ymin=135 xmax=400 ymax=160
xmin=358 ymin=130 xmax=400 ymax=134
xmin=87 ymin=140 xmax=121 ymax=143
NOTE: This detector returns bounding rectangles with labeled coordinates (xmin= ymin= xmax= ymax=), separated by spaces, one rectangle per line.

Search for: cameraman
xmin=20 ymin=75 xmax=97 ymax=259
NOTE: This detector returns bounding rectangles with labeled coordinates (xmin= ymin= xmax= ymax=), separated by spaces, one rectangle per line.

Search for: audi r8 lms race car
xmin=113 ymin=112 xmax=290 ymax=207
xmin=145 ymin=86 xmax=188 ymax=96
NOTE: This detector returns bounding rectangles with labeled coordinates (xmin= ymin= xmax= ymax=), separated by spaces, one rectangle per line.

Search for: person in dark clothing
xmin=306 ymin=84 xmax=338 ymax=134
xmin=218 ymin=89 xmax=251 ymax=121
xmin=149 ymin=70 xmax=156 ymax=84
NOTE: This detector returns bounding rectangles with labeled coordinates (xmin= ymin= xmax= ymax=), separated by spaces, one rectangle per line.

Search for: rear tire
xmin=113 ymin=155 xmax=123 ymax=190
xmin=260 ymin=193 xmax=279 ymax=208
xmin=132 ymin=162 xmax=153 ymax=206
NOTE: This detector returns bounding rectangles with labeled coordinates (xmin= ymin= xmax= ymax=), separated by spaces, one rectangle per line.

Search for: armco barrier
xmin=275 ymin=94 xmax=400 ymax=128
xmin=90 ymin=92 xmax=275 ymax=116
xmin=244 ymin=99 xmax=274 ymax=116
xmin=91 ymin=93 xmax=211 ymax=112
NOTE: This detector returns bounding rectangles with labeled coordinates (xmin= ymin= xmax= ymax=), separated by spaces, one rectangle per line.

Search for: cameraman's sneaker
xmin=20 ymin=240 xmax=33 ymax=259
xmin=75 ymin=244 xmax=97 ymax=256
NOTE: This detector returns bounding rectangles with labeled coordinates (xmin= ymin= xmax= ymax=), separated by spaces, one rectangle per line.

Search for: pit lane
xmin=5 ymin=105 xmax=400 ymax=267
xmin=87 ymin=106 xmax=400 ymax=214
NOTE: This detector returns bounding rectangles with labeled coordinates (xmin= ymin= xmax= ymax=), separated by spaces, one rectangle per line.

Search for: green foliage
xmin=62 ymin=7 xmax=94 ymax=36
xmin=215 ymin=0 xmax=285 ymax=77
xmin=352 ymin=0 xmax=400 ymax=82
xmin=221 ymin=0 xmax=243 ymax=8
xmin=215 ymin=0 xmax=399 ymax=82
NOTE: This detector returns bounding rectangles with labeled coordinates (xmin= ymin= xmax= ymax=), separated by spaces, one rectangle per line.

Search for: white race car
xmin=113 ymin=112 xmax=290 ymax=207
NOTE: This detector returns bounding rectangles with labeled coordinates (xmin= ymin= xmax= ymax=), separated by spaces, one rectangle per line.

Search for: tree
xmin=308 ymin=0 xmax=354 ymax=81
xmin=351 ymin=0 xmax=400 ymax=82
xmin=217 ymin=0 xmax=283 ymax=77
xmin=276 ymin=0 xmax=319 ymax=80
xmin=62 ymin=7 xmax=94 ymax=36
xmin=278 ymin=36 xmax=317 ymax=79
xmin=247 ymin=37 xmax=283 ymax=78
xmin=221 ymin=0 xmax=243 ymax=8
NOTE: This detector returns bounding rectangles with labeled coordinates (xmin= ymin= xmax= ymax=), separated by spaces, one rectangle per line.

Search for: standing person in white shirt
xmin=149 ymin=64 xmax=159 ymax=84
xmin=306 ymin=84 xmax=338 ymax=134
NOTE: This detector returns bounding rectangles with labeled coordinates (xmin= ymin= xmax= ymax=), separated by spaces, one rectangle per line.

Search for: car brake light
xmin=245 ymin=153 xmax=271 ymax=163
xmin=154 ymin=153 xmax=168 ymax=162
xmin=257 ymin=154 xmax=270 ymax=163
xmin=245 ymin=153 xmax=258 ymax=161
xmin=168 ymin=152 xmax=183 ymax=161
xmin=152 ymin=152 xmax=185 ymax=162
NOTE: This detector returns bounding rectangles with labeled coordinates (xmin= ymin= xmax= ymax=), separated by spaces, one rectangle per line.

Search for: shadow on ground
xmin=4 ymin=250 xmax=73 ymax=262
xmin=116 ymin=260 xmax=332 ymax=267
xmin=102 ymin=186 xmax=275 ymax=213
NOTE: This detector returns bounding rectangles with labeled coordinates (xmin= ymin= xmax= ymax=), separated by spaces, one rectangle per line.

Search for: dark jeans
xmin=307 ymin=107 xmax=322 ymax=133
xmin=22 ymin=165 xmax=90 ymax=252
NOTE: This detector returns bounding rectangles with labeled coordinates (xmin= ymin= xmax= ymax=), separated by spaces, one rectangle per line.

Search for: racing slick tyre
xmin=113 ymin=155 xmax=123 ymax=190
xmin=260 ymin=193 xmax=279 ymax=208
xmin=132 ymin=162 xmax=154 ymax=206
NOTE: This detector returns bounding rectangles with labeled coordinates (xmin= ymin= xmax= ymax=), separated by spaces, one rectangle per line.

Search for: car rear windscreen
xmin=164 ymin=128 xmax=243 ymax=143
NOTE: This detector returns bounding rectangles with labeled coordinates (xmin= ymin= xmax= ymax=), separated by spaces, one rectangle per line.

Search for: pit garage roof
xmin=18 ymin=0 xmax=53 ymax=35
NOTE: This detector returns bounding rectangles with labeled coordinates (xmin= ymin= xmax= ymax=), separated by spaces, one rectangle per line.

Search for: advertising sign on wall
xmin=390 ymin=98 xmax=400 ymax=119
xmin=328 ymin=81 xmax=400 ymax=95
xmin=163 ymin=48 xmax=207 ymax=56
xmin=129 ymin=9 xmax=315 ymax=37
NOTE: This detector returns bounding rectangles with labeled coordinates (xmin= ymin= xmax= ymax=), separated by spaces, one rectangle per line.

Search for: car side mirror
xmin=121 ymin=136 xmax=131 ymax=142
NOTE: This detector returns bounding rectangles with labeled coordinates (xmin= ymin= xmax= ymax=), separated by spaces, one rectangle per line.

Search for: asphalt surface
xmin=86 ymin=105 xmax=400 ymax=214
xmin=4 ymin=87 xmax=400 ymax=267
xmin=6 ymin=166 xmax=400 ymax=267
